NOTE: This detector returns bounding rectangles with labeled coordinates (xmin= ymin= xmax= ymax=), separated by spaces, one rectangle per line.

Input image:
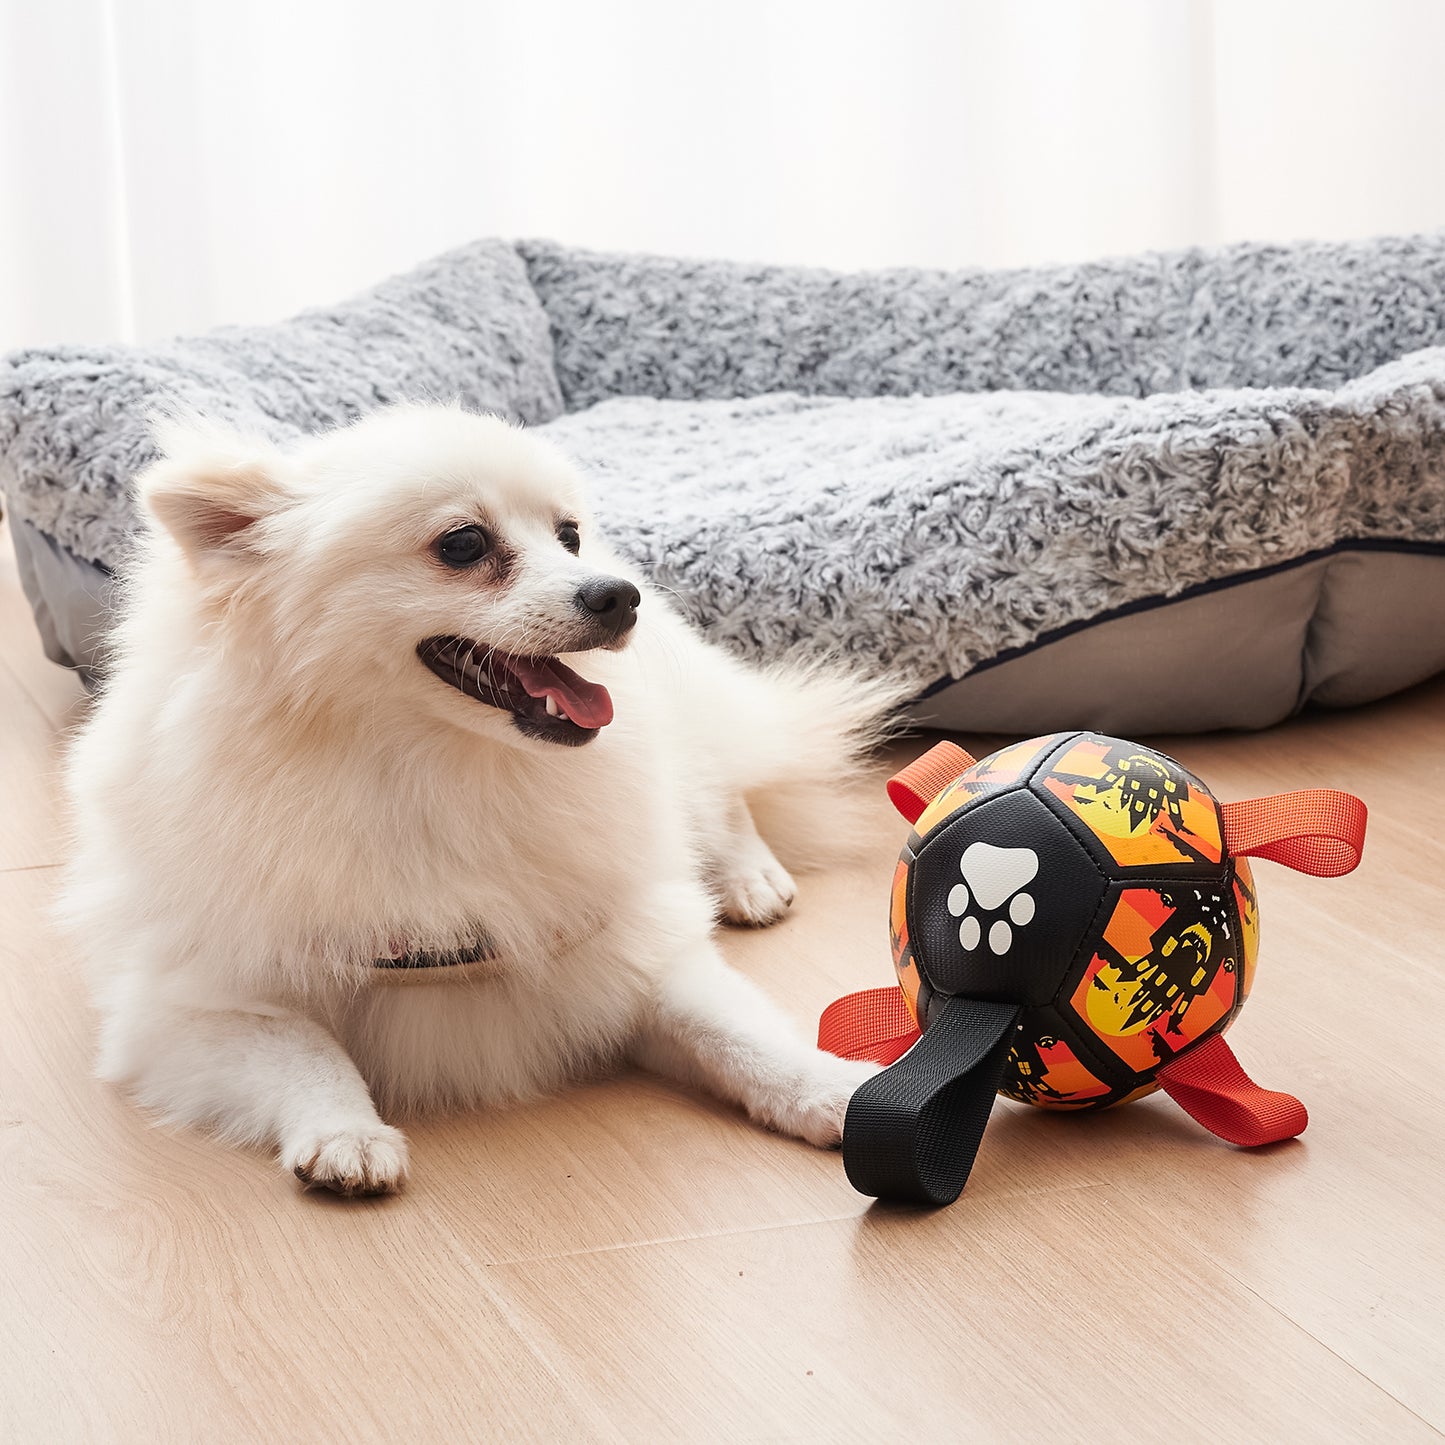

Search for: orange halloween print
xmin=1069 ymin=886 xmax=1238 ymax=1072
xmin=1000 ymin=1028 xmax=1113 ymax=1109
xmin=1233 ymin=856 xmax=1259 ymax=1002
xmin=888 ymin=857 xmax=925 ymax=1025
xmin=1040 ymin=737 xmax=1223 ymax=869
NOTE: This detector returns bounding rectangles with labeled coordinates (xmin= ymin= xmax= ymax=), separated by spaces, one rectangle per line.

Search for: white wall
xmin=2 ymin=0 xmax=1444 ymax=347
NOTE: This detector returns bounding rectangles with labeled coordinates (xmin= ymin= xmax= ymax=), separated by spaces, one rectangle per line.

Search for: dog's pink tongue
xmin=508 ymin=656 xmax=614 ymax=729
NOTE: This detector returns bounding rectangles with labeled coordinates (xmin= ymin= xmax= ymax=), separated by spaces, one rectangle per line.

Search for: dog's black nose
xmin=575 ymin=576 xmax=641 ymax=635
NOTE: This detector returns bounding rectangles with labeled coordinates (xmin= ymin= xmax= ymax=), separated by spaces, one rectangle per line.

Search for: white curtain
xmin=3 ymin=0 xmax=1445 ymax=348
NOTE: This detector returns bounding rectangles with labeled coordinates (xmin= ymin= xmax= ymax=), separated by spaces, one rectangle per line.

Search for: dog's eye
xmin=558 ymin=522 xmax=581 ymax=555
xmin=436 ymin=526 xmax=490 ymax=568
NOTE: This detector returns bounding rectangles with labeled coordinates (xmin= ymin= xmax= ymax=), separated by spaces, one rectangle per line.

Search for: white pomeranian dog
xmin=59 ymin=404 xmax=897 ymax=1196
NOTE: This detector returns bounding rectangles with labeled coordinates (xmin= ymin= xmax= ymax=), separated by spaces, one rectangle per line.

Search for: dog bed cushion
xmin=4 ymin=233 xmax=1445 ymax=731
xmin=537 ymin=366 xmax=1445 ymax=732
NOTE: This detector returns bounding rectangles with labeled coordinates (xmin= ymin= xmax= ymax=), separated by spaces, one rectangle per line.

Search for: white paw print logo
xmin=947 ymin=842 xmax=1041 ymax=956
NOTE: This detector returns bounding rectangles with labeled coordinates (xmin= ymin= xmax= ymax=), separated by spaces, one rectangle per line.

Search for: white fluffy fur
xmin=59 ymin=404 xmax=895 ymax=1196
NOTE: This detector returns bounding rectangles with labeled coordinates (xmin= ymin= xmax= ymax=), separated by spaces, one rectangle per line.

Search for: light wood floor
xmin=1 ymin=516 xmax=1442 ymax=1444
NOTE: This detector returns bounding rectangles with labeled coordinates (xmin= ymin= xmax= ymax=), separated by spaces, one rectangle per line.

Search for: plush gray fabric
xmin=519 ymin=239 xmax=1195 ymax=411
xmin=5 ymin=230 xmax=1445 ymax=731
xmin=520 ymin=233 xmax=1445 ymax=410
xmin=0 ymin=239 xmax=563 ymax=566
xmin=1180 ymin=234 xmax=1445 ymax=390
xmin=538 ymin=352 xmax=1445 ymax=684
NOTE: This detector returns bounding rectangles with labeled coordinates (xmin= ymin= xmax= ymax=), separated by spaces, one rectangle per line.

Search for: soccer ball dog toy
xmin=818 ymin=733 xmax=1367 ymax=1206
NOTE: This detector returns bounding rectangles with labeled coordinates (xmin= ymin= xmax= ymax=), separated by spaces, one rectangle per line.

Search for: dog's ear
xmin=138 ymin=420 xmax=293 ymax=565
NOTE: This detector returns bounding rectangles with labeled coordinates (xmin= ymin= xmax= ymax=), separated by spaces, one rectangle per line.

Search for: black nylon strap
xmin=842 ymin=996 xmax=1023 ymax=1206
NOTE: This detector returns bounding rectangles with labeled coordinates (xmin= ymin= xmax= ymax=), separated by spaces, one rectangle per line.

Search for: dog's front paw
xmin=771 ymin=1054 xmax=881 ymax=1149
xmin=283 ymin=1121 xmax=409 ymax=1197
xmin=718 ymin=858 xmax=798 ymax=928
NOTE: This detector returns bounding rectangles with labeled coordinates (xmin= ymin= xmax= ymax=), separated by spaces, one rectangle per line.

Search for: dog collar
xmin=371 ymin=934 xmax=499 ymax=986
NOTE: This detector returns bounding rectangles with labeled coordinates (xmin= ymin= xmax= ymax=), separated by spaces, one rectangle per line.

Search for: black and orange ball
xmin=888 ymin=732 xmax=1258 ymax=1109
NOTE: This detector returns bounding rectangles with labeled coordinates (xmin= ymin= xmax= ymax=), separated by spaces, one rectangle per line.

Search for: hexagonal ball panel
xmin=1060 ymin=881 xmax=1242 ymax=1076
xmin=1031 ymin=733 xmax=1226 ymax=877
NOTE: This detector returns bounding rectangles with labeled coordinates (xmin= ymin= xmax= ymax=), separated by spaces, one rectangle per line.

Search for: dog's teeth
xmin=545 ymin=695 xmax=561 ymax=718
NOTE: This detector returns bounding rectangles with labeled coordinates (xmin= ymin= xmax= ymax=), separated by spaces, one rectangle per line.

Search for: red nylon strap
xmin=818 ymin=987 xmax=922 ymax=1066
xmin=886 ymin=741 xmax=977 ymax=823
xmin=823 ymin=992 xmax=1310 ymax=1147
xmin=1220 ymin=789 xmax=1366 ymax=876
xmin=1157 ymin=1034 xmax=1308 ymax=1146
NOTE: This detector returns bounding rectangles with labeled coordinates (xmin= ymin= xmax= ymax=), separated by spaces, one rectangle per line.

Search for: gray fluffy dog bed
xmin=4 ymin=233 xmax=1445 ymax=732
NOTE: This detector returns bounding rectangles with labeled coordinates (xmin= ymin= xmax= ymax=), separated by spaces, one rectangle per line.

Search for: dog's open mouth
xmin=418 ymin=636 xmax=613 ymax=746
